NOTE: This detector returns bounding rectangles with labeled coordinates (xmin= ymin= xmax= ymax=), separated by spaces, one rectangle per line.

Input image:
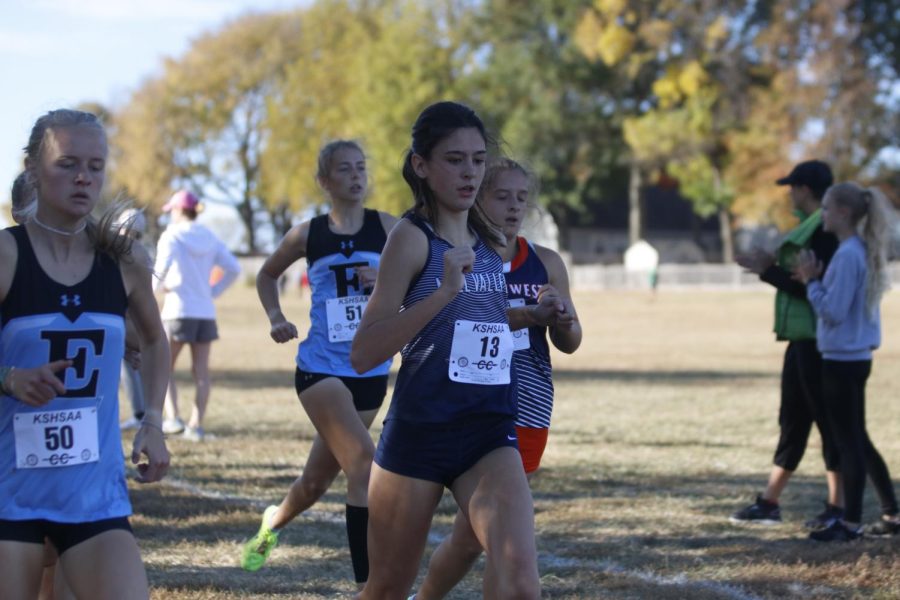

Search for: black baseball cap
xmin=776 ymin=160 xmax=833 ymax=198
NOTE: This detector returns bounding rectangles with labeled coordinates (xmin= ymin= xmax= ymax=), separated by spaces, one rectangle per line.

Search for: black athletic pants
xmin=773 ymin=340 xmax=840 ymax=472
xmin=822 ymin=359 xmax=898 ymax=523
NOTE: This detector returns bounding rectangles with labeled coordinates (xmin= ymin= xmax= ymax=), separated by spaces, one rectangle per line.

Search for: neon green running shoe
xmin=241 ymin=505 xmax=280 ymax=571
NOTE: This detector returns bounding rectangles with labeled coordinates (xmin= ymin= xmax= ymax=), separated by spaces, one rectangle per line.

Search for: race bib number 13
xmin=326 ymin=295 xmax=369 ymax=342
xmin=14 ymin=407 xmax=100 ymax=469
xmin=449 ymin=320 xmax=514 ymax=385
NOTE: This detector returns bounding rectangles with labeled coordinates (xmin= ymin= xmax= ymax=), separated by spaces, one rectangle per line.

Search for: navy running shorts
xmin=294 ymin=368 xmax=388 ymax=412
xmin=375 ymin=413 xmax=519 ymax=487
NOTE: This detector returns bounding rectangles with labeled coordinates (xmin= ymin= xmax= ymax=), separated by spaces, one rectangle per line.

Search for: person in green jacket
xmin=731 ymin=160 xmax=841 ymax=528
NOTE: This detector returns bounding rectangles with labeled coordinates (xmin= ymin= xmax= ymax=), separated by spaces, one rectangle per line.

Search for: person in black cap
xmin=731 ymin=160 xmax=842 ymax=527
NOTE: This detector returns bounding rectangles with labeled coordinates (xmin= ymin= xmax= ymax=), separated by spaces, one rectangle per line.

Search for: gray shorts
xmin=165 ymin=318 xmax=219 ymax=343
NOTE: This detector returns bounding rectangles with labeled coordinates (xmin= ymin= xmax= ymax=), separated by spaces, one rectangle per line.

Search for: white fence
xmin=572 ymin=263 xmax=900 ymax=290
xmin=237 ymin=257 xmax=900 ymax=292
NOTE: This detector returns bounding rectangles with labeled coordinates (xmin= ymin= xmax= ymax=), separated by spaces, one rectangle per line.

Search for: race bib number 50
xmin=14 ymin=407 xmax=100 ymax=469
xmin=326 ymin=295 xmax=369 ymax=342
xmin=449 ymin=320 xmax=514 ymax=385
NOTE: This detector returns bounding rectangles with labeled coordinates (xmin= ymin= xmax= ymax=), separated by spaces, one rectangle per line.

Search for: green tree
xmin=574 ymin=1 xmax=764 ymax=260
xmin=261 ymin=0 xmax=472 ymax=219
xmin=574 ymin=0 xmax=899 ymax=260
xmin=459 ymin=0 xmax=625 ymax=246
xmin=113 ymin=11 xmax=304 ymax=252
xmin=108 ymin=0 xmax=897 ymax=259
xmin=728 ymin=1 xmax=899 ymax=228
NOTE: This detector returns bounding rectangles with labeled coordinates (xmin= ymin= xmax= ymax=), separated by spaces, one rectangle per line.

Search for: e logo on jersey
xmin=40 ymin=329 xmax=105 ymax=397
xmin=329 ymin=261 xmax=369 ymax=297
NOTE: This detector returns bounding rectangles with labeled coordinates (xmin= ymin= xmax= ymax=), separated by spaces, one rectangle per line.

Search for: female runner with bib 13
xmin=414 ymin=158 xmax=581 ymax=599
xmin=351 ymin=102 xmax=562 ymax=599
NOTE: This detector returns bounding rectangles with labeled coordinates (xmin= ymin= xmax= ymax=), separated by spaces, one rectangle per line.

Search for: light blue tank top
xmin=297 ymin=210 xmax=391 ymax=377
xmin=0 ymin=226 xmax=131 ymax=522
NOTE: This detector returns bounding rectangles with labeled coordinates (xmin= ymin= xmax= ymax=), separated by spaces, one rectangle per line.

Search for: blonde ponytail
xmin=827 ymin=182 xmax=894 ymax=316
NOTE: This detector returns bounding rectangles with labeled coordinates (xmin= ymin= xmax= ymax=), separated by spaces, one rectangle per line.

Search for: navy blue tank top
xmin=505 ymin=237 xmax=554 ymax=428
xmin=387 ymin=212 xmax=516 ymax=423
xmin=0 ymin=225 xmax=132 ymax=522
xmin=297 ymin=209 xmax=391 ymax=377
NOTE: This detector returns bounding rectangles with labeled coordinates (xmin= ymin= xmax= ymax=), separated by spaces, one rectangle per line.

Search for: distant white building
xmin=521 ymin=209 xmax=560 ymax=252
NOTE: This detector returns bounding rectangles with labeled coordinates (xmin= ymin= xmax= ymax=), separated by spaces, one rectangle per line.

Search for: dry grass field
xmin=126 ymin=284 xmax=900 ymax=599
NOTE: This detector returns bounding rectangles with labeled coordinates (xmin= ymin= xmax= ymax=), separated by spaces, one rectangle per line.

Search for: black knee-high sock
xmin=345 ymin=504 xmax=369 ymax=583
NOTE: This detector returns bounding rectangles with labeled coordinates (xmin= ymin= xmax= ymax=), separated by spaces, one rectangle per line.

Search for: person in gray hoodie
xmin=153 ymin=190 xmax=240 ymax=441
xmin=796 ymin=182 xmax=899 ymax=541
xmin=732 ymin=160 xmax=841 ymax=528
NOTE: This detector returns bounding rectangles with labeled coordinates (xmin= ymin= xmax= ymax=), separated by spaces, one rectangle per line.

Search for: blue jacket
xmin=807 ymin=236 xmax=880 ymax=361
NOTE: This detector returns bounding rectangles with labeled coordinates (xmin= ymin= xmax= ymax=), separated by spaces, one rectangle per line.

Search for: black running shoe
xmin=866 ymin=517 xmax=900 ymax=537
xmin=804 ymin=502 xmax=844 ymax=530
xmin=809 ymin=520 xmax=861 ymax=542
xmin=729 ymin=495 xmax=782 ymax=525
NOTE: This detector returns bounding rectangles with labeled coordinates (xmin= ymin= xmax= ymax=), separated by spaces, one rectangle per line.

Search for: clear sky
xmin=0 ymin=0 xmax=304 ymax=197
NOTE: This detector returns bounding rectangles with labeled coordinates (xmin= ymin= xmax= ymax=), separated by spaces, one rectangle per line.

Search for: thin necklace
xmin=32 ymin=215 xmax=86 ymax=236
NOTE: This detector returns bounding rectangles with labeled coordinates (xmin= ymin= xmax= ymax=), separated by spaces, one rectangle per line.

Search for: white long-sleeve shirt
xmin=153 ymin=220 xmax=240 ymax=320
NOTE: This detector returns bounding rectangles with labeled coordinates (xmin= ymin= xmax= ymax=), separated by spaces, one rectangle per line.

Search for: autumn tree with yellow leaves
xmin=107 ymin=0 xmax=897 ymax=257
xmin=573 ymin=0 xmax=898 ymax=260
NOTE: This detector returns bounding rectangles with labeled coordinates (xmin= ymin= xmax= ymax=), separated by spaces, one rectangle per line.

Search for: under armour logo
xmin=60 ymin=294 xmax=81 ymax=307
xmin=340 ymin=240 xmax=354 ymax=250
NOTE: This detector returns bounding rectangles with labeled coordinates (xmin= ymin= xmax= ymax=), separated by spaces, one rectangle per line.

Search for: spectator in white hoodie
xmin=153 ymin=190 xmax=240 ymax=441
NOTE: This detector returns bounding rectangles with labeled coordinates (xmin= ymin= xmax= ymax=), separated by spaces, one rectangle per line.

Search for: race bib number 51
xmin=14 ymin=407 xmax=100 ymax=469
xmin=326 ymin=295 xmax=369 ymax=342
xmin=449 ymin=320 xmax=514 ymax=385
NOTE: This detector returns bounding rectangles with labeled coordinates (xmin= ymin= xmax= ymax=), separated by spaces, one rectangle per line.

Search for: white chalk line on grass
xmin=540 ymin=554 xmax=762 ymax=600
xmin=160 ymin=476 xmax=823 ymax=600
xmin=162 ymin=476 xmax=345 ymax=526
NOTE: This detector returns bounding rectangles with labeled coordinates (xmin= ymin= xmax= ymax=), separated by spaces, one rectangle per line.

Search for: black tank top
xmin=2 ymin=226 xmax=127 ymax=326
